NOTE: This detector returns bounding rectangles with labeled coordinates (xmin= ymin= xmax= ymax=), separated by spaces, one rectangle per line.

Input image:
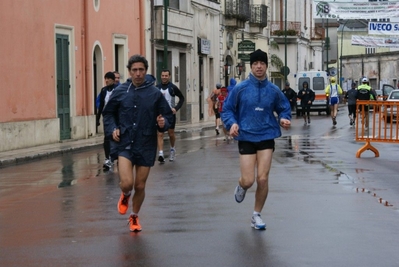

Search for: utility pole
xmin=284 ymin=0 xmax=287 ymax=81
xmin=163 ymin=0 xmax=169 ymax=69
xmin=325 ymin=20 xmax=329 ymax=72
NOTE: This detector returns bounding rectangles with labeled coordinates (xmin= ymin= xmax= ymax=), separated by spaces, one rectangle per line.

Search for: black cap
xmin=250 ymin=49 xmax=268 ymax=66
xmin=104 ymin=71 xmax=115 ymax=80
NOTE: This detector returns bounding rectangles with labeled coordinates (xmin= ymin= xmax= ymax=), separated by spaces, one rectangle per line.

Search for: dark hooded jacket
xmin=102 ymin=74 xmax=173 ymax=166
xmin=297 ymin=81 xmax=315 ymax=106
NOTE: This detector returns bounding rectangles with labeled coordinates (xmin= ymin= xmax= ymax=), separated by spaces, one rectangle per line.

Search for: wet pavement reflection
xmin=1 ymin=113 xmax=399 ymax=266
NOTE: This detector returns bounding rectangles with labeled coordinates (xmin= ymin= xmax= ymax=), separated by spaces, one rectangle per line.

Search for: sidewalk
xmin=0 ymin=121 xmax=215 ymax=168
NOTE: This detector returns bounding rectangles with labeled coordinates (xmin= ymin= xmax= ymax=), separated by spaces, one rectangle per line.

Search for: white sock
xmin=253 ymin=211 xmax=260 ymax=216
xmin=159 ymin=150 xmax=163 ymax=155
xmin=124 ymin=191 xmax=131 ymax=197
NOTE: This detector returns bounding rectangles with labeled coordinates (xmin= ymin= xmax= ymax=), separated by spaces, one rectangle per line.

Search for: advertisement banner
xmin=368 ymin=22 xmax=399 ymax=35
xmin=351 ymin=35 xmax=399 ymax=48
xmin=313 ymin=1 xmax=399 ymax=19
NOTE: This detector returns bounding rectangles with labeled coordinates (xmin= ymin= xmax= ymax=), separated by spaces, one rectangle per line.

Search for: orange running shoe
xmin=128 ymin=214 xmax=142 ymax=232
xmin=117 ymin=193 xmax=130 ymax=215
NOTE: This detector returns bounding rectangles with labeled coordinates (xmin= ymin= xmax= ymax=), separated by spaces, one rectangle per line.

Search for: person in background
xmin=227 ymin=77 xmax=237 ymax=94
xmin=282 ymin=81 xmax=297 ymax=113
xmin=96 ymin=71 xmax=116 ymax=170
xmin=217 ymin=87 xmax=231 ymax=142
xmin=344 ymin=82 xmax=358 ymax=126
xmin=113 ymin=71 xmax=121 ymax=86
xmin=356 ymin=77 xmax=376 ymax=129
xmin=325 ymin=76 xmax=343 ymax=126
xmin=222 ymin=49 xmax=291 ymax=230
xmin=208 ymin=84 xmax=221 ymax=135
xmin=297 ymin=81 xmax=315 ymax=125
xmin=102 ymin=55 xmax=173 ymax=232
xmin=157 ymin=69 xmax=185 ymax=163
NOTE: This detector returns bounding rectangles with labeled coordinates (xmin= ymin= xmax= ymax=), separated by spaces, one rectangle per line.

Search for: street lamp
xmin=224 ymin=61 xmax=231 ymax=86
xmin=235 ymin=62 xmax=243 ymax=77
xmin=339 ymin=19 xmax=351 ymax=88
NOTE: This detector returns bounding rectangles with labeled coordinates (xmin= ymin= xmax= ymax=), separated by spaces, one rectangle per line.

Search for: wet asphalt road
xmin=1 ymin=111 xmax=399 ymax=267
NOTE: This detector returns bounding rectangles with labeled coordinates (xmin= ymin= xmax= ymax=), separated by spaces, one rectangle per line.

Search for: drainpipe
xmin=139 ymin=0 xmax=145 ymax=55
xmin=82 ymin=0 xmax=89 ymax=138
xmin=163 ymin=0 xmax=169 ymax=69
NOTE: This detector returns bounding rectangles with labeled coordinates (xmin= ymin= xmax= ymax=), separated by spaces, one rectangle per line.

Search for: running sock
xmin=253 ymin=211 xmax=260 ymax=216
xmin=124 ymin=191 xmax=131 ymax=197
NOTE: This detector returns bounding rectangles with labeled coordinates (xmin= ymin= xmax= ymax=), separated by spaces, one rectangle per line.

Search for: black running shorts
xmin=238 ymin=139 xmax=275 ymax=155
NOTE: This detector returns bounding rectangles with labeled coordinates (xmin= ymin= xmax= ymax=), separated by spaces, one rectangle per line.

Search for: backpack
xmin=357 ymin=87 xmax=371 ymax=100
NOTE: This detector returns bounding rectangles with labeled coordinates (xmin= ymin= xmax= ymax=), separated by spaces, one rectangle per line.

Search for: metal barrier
xmin=355 ymin=100 xmax=399 ymax=158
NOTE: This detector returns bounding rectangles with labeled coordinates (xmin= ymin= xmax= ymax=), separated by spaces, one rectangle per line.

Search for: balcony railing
xmin=225 ymin=0 xmax=250 ymax=21
xmin=249 ymin=4 xmax=267 ymax=28
xmin=270 ymin=21 xmax=301 ymax=36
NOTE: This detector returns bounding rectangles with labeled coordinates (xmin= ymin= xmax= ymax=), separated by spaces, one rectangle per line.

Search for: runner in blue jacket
xmin=221 ymin=49 xmax=291 ymax=230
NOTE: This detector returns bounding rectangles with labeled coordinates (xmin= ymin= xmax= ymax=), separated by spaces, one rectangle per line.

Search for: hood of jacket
xmin=125 ymin=74 xmax=157 ymax=92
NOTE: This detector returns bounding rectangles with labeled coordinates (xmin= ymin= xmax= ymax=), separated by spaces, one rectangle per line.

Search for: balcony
xmin=224 ymin=0 xmax=250 ymax=29
xmin=270 ymin=21 xmax=301 ymax=36
xmin=249 ymin=4 xmax=267 ymax=33
xmin=270 ymin=21 xmax=301 ymax=44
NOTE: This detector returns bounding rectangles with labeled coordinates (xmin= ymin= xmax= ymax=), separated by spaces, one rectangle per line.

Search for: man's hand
xmin=112 ymin=128 xmax=120 ymax=142
xmin=171 ymin=108 xmax=177 ymax=114
xmin=280 ymin=119 xmax=291 ymax=130
xmin=230 ymin=123 xmax=239 ymax=137
xmin=157 ymin=114 xmax=165 ymax=128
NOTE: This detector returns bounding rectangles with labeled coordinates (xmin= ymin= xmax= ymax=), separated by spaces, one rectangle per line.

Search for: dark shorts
xmin=169 ymin=114 xmax=176 ymax=130
xmin=119 ymin=146 xmax=154 ymax=167
xmin=358 ymin=105 xmax=369 ymax=112
xmin=238 ymin=139 xmax=275 ymax=155
xmin=214 ymin=108 xmax=220 ymax=119
xmin=348 ymin=104 xmax=356 ymax=115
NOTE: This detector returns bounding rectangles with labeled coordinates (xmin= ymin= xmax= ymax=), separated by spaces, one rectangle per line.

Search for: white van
xmin=294 ymin=71 xmax=331 ymax=116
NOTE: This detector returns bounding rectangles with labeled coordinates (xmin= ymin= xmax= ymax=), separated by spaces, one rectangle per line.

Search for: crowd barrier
xmin=355 ymin=100 xmax=399 ymax=158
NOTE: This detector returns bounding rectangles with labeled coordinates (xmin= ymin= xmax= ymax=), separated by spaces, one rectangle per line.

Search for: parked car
xmin=382 ymin=89 xmax=399 ymax=123
xmin=382 ymin=84 xmax=395 ymax=100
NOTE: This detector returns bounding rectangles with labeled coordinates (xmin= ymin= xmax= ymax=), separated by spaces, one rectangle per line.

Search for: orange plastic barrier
xmin=355 ymin=100 xmax=399 ymax=157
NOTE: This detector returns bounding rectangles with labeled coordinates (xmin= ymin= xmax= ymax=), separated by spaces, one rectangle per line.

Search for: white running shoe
xmin=251 ymin=214 xmax=266 ymax=230
xmin=169 ymin=148 xmax=175 ymax=161
xmin=234 ymin=185 xmax=247 ymax=203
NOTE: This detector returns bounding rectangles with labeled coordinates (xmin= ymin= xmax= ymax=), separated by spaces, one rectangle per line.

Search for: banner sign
xmin=238 ymin=40 xmax=256 ymax=52
xmin=313 ymin=1 xmax=399 ymax=19
xmin=368 ymin=22 xmax=399 ymax=35
xmin=351 ymin=35 xmax=399 ymax=48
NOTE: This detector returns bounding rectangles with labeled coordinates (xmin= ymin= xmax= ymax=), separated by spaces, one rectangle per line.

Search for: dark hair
xmin=104 ymin=71 xmax=115 ymax=80
xmin=126 ymin=55 xmax=149 ymax=70
xmin=303 ymin=81 xmax=308 ymax=86
xmin=161 ymin=69 xmax=171 ymax=75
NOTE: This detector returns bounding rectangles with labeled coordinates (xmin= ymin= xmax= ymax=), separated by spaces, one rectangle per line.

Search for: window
xmin=169 ymin=0 xmax=179 ymax=9
xmin=365 ymin=47 xmax=376 ymax=54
